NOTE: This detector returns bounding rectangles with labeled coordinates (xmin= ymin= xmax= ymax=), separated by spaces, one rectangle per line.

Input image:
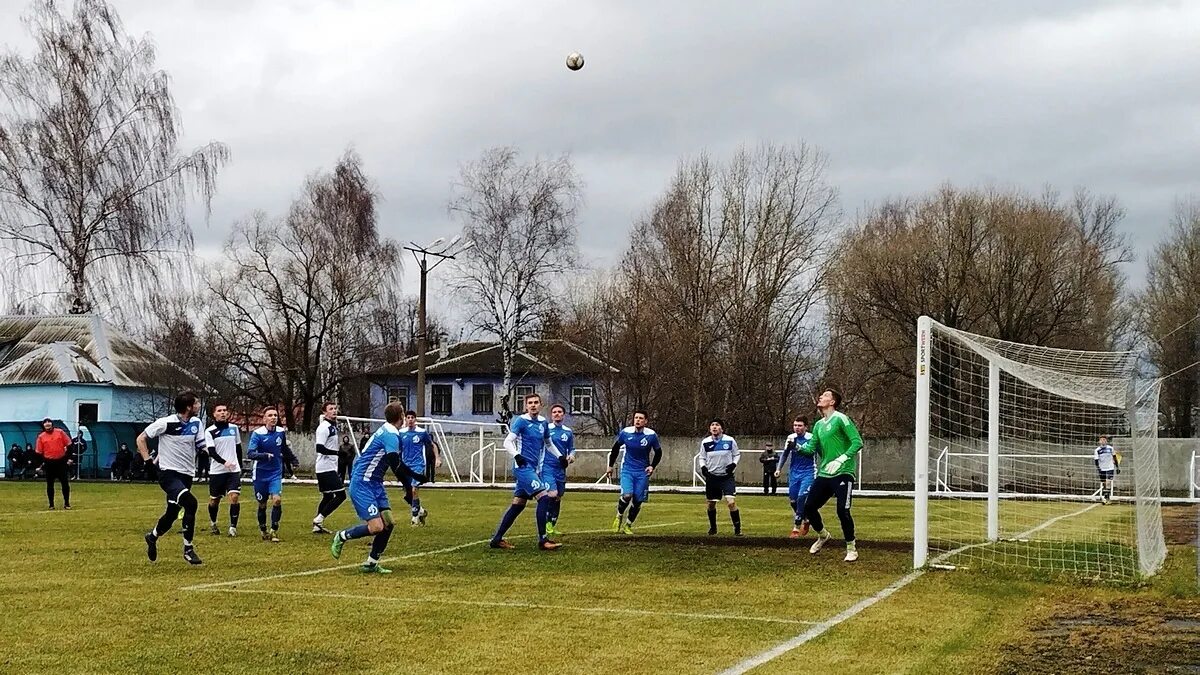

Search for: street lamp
xmin=403 ymin=237 xmax=473 ymax=416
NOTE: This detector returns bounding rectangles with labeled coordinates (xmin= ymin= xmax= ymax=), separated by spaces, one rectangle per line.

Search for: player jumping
xmin=545 ymin=403 xmax=576 ymax=536
xmin=803 ymin=389 xmax=864 ymax=562
xmin=1094 ymin=435 xmax=1120 ymax=505
xmin=138 ymin=391 xmax=206 ymax=565
xmin=606 ymin=410 xmax=662 ymax=534
xmin=699 ymin=418 xmax=741 ymax=536
xmin=204 ymin=403 xmax=243 ymax=537
xmin=312 ymin=402 xmax=348 ymax=534
xmin=331 ymin=402 xmax=406 ymax=573
xmin=246 ymin=408 xmax=299 ymax=543
xmin=776 ymin=416 xmax=815 ymax=538
xmin=489 ymin=393 xmax=565 ymax=550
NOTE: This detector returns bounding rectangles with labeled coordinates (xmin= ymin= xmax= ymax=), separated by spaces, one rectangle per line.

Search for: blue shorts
xmin=349 ymin=480 xmax=391 ymax=520
xmin=513 ymin=465 xmax=551 ymax=499
xmin=252 ymin=476 xmax=282 ymax=502
xmin=620 ymin=469 xmax=649 ymax=502
xmin=542 ymin=469 xmax=567 ymax=495
xmin=399 ymin=467 xmax=426 ymax=490
xmin=788 ymin=471 xmax=815 ymax=505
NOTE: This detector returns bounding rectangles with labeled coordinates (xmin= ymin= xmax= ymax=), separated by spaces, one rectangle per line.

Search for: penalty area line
xmin=180 ymin=520 xmax=686 ymax=592
xmin=720 ymin=503 xmax=1103 ymax=674
xmin=191 ymin=587 xmax=818 ymax=626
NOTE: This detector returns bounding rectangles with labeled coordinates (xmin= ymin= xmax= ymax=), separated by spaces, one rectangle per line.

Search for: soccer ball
xmin=566 ymin=52 xmax=584 ymax=71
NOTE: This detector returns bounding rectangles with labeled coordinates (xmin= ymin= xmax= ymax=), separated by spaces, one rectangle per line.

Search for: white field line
xmin=190 ymin=587 xmax=818 ymax=626
xmin=719 ymin=503 xmax=1101 ymax=674
xmin=180 ymin=521 xmax=686 ymax=592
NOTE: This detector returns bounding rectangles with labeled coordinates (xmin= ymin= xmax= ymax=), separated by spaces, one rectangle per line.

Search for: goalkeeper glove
xmin=514 ymin=455 xmax=527 ymax=468
xmin=726 ymin=463 xmax=737 ymax=476
xmin=559 ymin=455 xmax=570 ymax=469
xmin=824 ymin=454 xmax=849 ymax=475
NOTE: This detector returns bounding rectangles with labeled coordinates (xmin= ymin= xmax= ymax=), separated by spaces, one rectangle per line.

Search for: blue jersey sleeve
xmin=566 ymin=431 xmax=576 ymax=456
xmin=385 ymin=431 xmax=401 ymax=454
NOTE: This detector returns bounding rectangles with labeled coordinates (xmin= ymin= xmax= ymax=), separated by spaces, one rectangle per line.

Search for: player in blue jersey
xmin=544 ymin=403 xmax=576 ymax=536
xmin=399 ymin=410 xmax=441 ymax=526
xmin=330 ymin=402 xmax=406 ymax=573
xmin=245 ymin=408 xmax=299 ymax=543
xmin=489 ymin=393 xmax=565 ymax=550
xmin=606 ymin=410 xmax=662 ymax=534
xmin=776 ymin=416 xmax=815 ymax=538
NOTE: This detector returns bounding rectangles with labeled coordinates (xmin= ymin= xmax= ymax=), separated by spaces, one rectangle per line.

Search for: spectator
xmin=759 ymin=442 xmax=779 ymax=495
xmin=338 ymin=432 xmax=355 ymax=482
xmin=7 ymin=443 xmax=24 ymax=479
xmin=24 ymin=443 xmax=40 ymax=479
xmin=112 ymin=443 xmax=133 ymax=481
xmin=36 ymin=418 xmax=74 ymax=509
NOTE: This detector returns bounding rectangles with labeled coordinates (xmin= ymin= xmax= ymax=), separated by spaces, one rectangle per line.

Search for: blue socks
xmin=411 ymin=498 xmax=421 ymax=518
xmin=270 ymin=504 xmax=281 ymax=530
xmin=536 ymin=497 xmax=550 ymax=541
xmin=491 ymin=502 xmax=526 ymax=544
xmin=340 ymin=523 xmax=371 ymax=541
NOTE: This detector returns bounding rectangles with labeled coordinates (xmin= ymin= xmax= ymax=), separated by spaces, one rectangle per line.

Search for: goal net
xmin=914 ymin=316 xmax=1166 ymax=580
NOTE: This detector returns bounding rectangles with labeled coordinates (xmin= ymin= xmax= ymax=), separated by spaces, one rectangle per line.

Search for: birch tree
xmin=0 ymin=0 xmax=227 ymax=320
xmin=449 ymin=147 xmax=582 ymax=421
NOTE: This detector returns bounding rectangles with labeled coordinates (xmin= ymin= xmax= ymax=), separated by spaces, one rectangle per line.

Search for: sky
xmin=2 ymin=0 xmax=1198 ymax=296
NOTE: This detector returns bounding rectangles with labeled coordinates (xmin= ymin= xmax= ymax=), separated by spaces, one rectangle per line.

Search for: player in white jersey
xmin=138 ymin=391 xmax=206 ymax=565
xmin=311 ymin=402 xmax=348 ymax=533
xmin=1093 ymin=435 xmax=1121 ymax=505
xmin=204 ymin=403 xmax=243 ymax=537
xmin=699 ymin=418 xmax=742 ymax=536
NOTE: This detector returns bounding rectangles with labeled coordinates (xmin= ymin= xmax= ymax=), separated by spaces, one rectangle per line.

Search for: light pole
xmin=404 ymin=237 xmax=472 ymax=416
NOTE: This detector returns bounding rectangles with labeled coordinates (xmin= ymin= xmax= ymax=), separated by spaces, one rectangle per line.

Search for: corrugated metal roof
xmin=0 ymin=315 xmax=204 ymax=390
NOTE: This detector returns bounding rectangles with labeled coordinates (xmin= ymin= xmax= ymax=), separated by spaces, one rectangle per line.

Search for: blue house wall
xmin=368 ymin=375 xmax=601 ymax=431
xmin=0 ymin=383 xmax=172 ymax=473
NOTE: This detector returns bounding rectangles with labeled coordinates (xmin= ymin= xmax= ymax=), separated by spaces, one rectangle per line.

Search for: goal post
xmin=913 ymin=316 xmax=1167 ymax=580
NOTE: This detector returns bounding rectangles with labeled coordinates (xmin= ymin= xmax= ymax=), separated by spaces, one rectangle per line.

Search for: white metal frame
xmin=934 ymin=448 xmax=1110 ymax=499
xmin=1190 ymin=449 xmax=1199 ymax=500
xmin=339 ymin=415 xmax=479 ymax=484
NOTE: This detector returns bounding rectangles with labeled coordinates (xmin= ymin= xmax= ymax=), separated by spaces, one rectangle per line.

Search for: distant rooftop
xmin=0 ymin=314 xmax=204 ymax=390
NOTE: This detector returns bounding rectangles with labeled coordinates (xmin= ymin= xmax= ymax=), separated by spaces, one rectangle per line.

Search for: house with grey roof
xmin=0 ymin=314 xmax=206 ymax=476
xmin=363 ymin=339 xmax=618 ymax=433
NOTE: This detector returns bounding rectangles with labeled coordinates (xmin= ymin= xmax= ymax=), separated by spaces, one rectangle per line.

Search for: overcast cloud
xmin=2 ymin=0 xmax=1198 ymax=295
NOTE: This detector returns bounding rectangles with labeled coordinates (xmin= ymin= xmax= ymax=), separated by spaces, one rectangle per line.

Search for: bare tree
xmin=1140 ymin=199 xmax=1200 ymax=437
xmin=0 ymin=0 xmax=228 ymax=321
xmin=448 ymin=147 xmax=582 ymax=420
xmin=826 ymin=185 xmax=1132 ymax=434
xmin=206 ymin=151 xmax=399 ymax=429
xmin=562 ymin=143 xmax=836 ymax=434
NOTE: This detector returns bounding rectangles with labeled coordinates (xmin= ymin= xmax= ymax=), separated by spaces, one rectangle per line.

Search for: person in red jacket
xmin=36 ymin=418 xmax=74 ymax=510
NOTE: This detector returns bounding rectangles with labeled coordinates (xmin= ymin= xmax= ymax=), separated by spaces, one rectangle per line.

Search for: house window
xmin=431 ymin=385 xmax=453 ymax=416
xmin=514 ymin=384 xmax=536 ymax=405
xmin=571 ymin=385 xmax=594 ymax=415
xmin=387 ymin=386 xmax=409 ymax=407
xmin=472 ymin=384 xmax=494 ymax=415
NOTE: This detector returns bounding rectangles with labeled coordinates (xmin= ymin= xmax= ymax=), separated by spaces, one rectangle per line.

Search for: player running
xmin=606 ymin=410 xmax=662 ymax=534
xmin=1094 ymin=435 xmax=1120 ymax=505
xmin=330 ymin=402 xmax=405 ymax=573
xmin=399 ymin=411 xmax=441 ymax=526
xmin=804 ymin=389 xmax=864 ymax=562
xmin=488 ymin=393 xmax=565 ymax=550
xmin=699 ymin=418 xmax=742 ymax=536
xmin=311 ymin=402 xmax=348 ymax=534
xmin=246 ymin=408 xmax=299 ymax=543
xmin=138 ymin=391 xmax=206 ymax=565
xmin=776 ymin=416 xmax=815 ymax=538
xmin=204 ymin=403 xmax=243 ymax=537
xmin=544 ymin=403 xmax=576 ymax=536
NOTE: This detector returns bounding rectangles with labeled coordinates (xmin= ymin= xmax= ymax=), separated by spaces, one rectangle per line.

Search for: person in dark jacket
xmin=112 ymin=443 xmax=134 ymax=481
xmin=759 ymin=443 xmax=779 ymax=495
xmin=24 ymin=443 xmax=40 ymax=479
xmin=7 ymin=443 xmax=24 ymax=479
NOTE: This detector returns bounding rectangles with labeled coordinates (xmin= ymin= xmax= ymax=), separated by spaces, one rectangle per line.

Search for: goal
xmin=913 ymin=316 xmax=1166 ymax=580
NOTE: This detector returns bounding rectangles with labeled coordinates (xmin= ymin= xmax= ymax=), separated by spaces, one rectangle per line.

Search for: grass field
xmin=0 ymin=481 xmax=1196 ymax=674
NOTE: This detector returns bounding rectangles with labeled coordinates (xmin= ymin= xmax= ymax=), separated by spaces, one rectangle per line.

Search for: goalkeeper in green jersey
xmin=803 ymin=388 xmax=863 ymax=562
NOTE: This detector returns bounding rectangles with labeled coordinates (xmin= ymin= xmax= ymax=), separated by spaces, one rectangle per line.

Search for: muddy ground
xmin=999 ymin=505 xmax=1199 ymax=673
